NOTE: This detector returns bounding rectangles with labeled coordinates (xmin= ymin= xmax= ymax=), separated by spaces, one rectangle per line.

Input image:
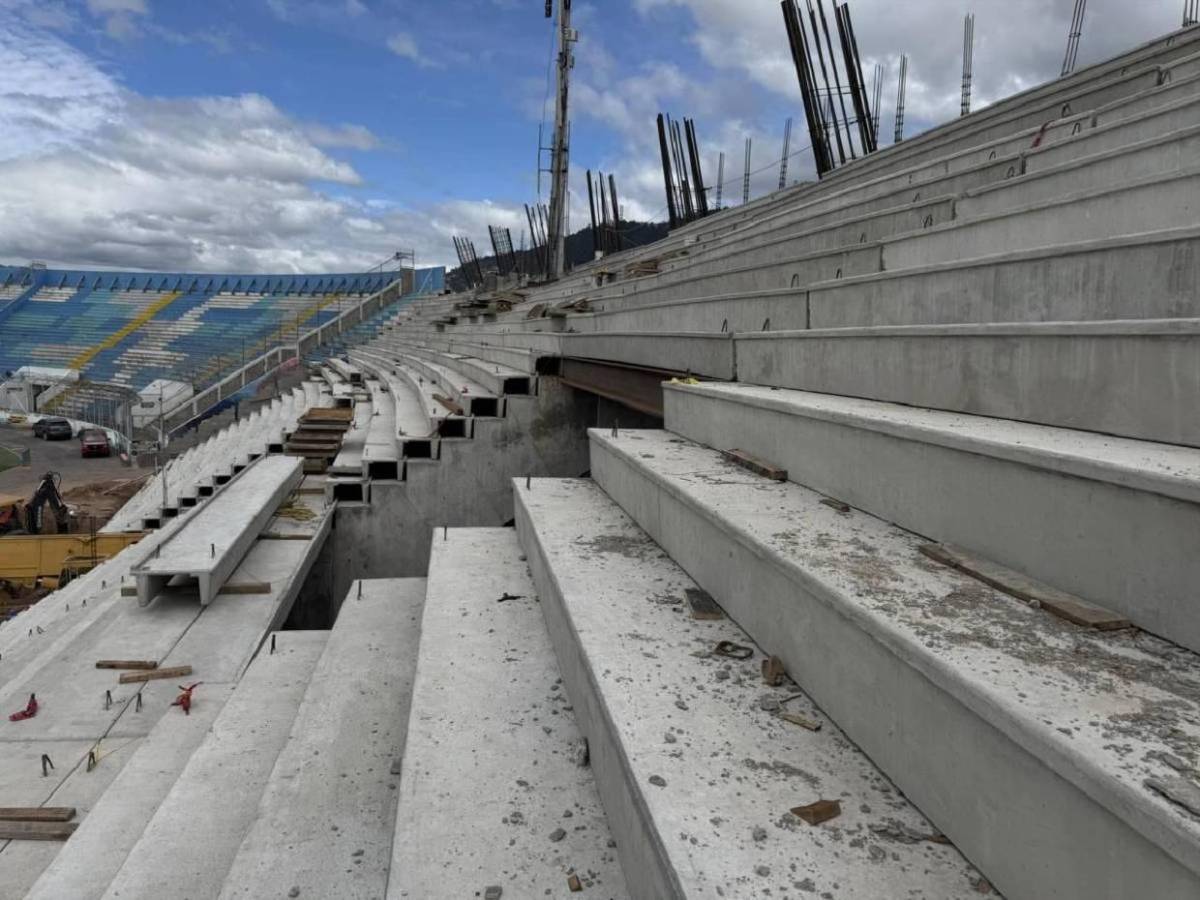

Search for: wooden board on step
xmin=919 ymin=543 xmax=1132 ymax=631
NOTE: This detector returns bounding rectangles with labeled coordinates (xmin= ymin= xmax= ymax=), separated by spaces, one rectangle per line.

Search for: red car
xmin=79 ymin=429 xmax=111 ymax=458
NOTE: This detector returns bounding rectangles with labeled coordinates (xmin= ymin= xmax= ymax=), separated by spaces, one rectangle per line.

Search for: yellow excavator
xmin=0 ymin=473 xmax=143 ymax=590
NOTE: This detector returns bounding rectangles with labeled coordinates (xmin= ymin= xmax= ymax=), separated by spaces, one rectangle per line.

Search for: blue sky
xmin=0 ymin=0 xmax=1188 ymax=271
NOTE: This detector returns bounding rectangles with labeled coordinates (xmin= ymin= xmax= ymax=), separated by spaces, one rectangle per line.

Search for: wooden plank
xmin=433 ymin=394 xmax=465 ymax=416
xmin=95 ymin=660 xmax=158 ymax=670
xmin=791 ymin=799 xmax=841 ymax=825
xmin=919 ymin=543 xmax=1131 ymax=631
xmin=685 ymin=587 xmax=724 ymax=620
xmin=119 ymin=665 xmax=193 ymax=684
xmin=0 ymin=821 xmax=78 ymax=841
xmin=721 ymin=448 xmax=787 ymax=482
xmin=0 ymin=808 xmax=75 ymax=823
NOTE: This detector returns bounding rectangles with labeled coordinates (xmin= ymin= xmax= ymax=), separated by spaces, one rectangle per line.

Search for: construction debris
xmin=0 ymin=808 xmax=75 ymax=822
xmin=762 ymin=655 xmax=786 ymax=686
xmin=790 ymin=799 xmax=841 ymax=826
xmin=172 ymin=682 xmax=201 ymax=715
xmin=722 ymin=448 xmax=787 ymax=482
xmin=119 ymin=665 xmax=193 ymax=685
xmin=8 ymin=693 xmax=37 ymax=722
xmin=0 ymin=821 xmax=78 ymax=842
xmin=779 ymin=712 xmax=822 ymax=732
xmin=95 ymin=660 xmax=158 ymax=670
xmin=919 ymin=543 xmax=1132 ymax=630
xmin=686 ymin=587 xmax=723 ymax=620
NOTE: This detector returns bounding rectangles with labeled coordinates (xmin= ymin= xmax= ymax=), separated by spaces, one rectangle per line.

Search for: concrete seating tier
xmin=585 ymin=428 xmax=1200 ymax=898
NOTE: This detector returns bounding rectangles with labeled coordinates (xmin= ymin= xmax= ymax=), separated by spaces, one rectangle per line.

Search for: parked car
xmin=33 ymin=417 xmax=73 ymax=440
xmin=79 ymin=428 xmax=112 ymax=458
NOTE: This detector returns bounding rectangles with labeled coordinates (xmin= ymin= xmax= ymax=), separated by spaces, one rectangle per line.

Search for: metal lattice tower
xmin=961 ymin=13 xmax=975 ymax=117
xmin=544 ymin=0 xmax=577 ymax=281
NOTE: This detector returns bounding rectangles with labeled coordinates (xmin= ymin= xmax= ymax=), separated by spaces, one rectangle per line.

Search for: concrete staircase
xmin=314 ymin=22 xmax=1200 ymax=900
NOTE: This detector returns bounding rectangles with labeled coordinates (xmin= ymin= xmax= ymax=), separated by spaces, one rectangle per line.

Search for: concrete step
xmin=589 ymin=427 xmax=1200 ymax=900
xmin=348 ymin=350 xmax=441 ymax=456
xmin=732 ymin=319 xmax=1200 ymax=446
xmin=219 ymin=579 xmax=424 ymax=900
xmin=387 ymin=528 xmax=627 ymax=899
xmin=24 ymin=679 xmax=234 ymax=900
xmin=806 ymin=225 xmax=1200 ymax=328
xmin=361 ymin=381 xmax=400 ymax=480
xmin=97 ymin=631 xmax=330 ymax=900
xmin=884 ymin=166 xmax=1200 ymax=270
xmin=964 ymin=124 xmax=1200 ymax=219
xmin=388 ymin=347 xmax=502 ymax=419
xmin=662 ymin=381 xmax=1200 ymax=652
xmin=514 ymin=478 xmax=986 ymax=899
xmin=382 ymin=339 xmax=534 ymax=396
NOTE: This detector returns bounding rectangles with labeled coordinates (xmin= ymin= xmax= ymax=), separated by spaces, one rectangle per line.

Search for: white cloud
xmin=387 ymin=31 xmax=438 ymax=68
xmin=86 ymin=0 xmax=148 ymax=13
xmin=305 ymin=122 xmax=381 ymax=151
xmin=0 ymin=21 xmax=541 ymax=272
xmin=83 ymin=0 xmax=149 ymax=41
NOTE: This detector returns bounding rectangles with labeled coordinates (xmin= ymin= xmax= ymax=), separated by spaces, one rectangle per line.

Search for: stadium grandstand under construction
xmin=1 ymin=13 xmax=1200 ymax=900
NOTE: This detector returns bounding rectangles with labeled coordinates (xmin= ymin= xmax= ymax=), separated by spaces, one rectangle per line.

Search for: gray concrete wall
xmin=326 ymin=378 xmax=594 ymax=594
xmin=663 ymin=383 xmax=1200 ymax=653
xmin=808 ymin=228 xmax=1200 ymax=327
xmin=734 ymin=321 xmax=1200 ymax=446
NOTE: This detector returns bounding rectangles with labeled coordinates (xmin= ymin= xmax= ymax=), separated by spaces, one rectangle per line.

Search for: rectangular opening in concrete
xmin=367 ymin=461 xmax=400 ymax=481
xmin=198 ymin=484 xmax=215 ymax=497
xmin=267 ymin=443 xmax=284 ymax=454
xmin=215 ymin=474 xmax=231 ymax=485
xmin=180 ymin=496 xmax=197 ymax=508
xmin=536 ymin=357 xmax=562 ymax=376
xmin=162 ymin=507 xmax=179 ymax=519
xmin=401 ymin=439 xmax=433 ymax=459
xmin=142 ymin=517 xmax=161 ymax=530
xmin=468 ymin=397 xmax=500 ymax=418
xmin=438 ymin=418 xmax=469 ymax=439
xmin=502 ymin=376 xmax=532 ymax=395
xmin=332 ymin=481 xmax=364 ymax=503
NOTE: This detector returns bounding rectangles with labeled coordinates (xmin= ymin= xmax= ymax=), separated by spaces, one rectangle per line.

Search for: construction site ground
xmin=0 ymin=423 xmax=143 ymax=522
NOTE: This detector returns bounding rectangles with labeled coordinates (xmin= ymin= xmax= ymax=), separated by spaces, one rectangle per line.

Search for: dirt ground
xmin=0 ymin=423 xmax=148 ymax=530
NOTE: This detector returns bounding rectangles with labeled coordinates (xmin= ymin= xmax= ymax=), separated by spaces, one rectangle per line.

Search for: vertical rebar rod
xmin=781 ymin=0 xmax=831 ymax=175
xmin=1062 ymin=0 xmax=1087 ymax=76
xmin=779 ymin=117 xmax=793 ymax=189
xmin=894 ymin=53 xmax=908 ymax=144
xmin=961 ymin=13 xmax=975 ymax=117
xmin=743 ymin=137 xmax=752 ymax=205
xmin=716 ymin=151 xmax=725 ymax=209
xmin=657 ymin=113 xmax=680 ymax=229
xmin=608 ymin=174 xmax=624 ymax=250
xmin=815 ymin=0 xmax=856 ymax=159
xmin=805 ymin=0 xmax=847 ymax=163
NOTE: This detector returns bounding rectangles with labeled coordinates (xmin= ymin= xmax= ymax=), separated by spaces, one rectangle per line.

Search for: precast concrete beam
xmin=133 ymin=456 xmax=303 ymax=607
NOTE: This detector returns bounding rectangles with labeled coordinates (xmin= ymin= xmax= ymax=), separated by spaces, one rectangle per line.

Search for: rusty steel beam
xmin=559 ymin=358 xmax=678 ymax=418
